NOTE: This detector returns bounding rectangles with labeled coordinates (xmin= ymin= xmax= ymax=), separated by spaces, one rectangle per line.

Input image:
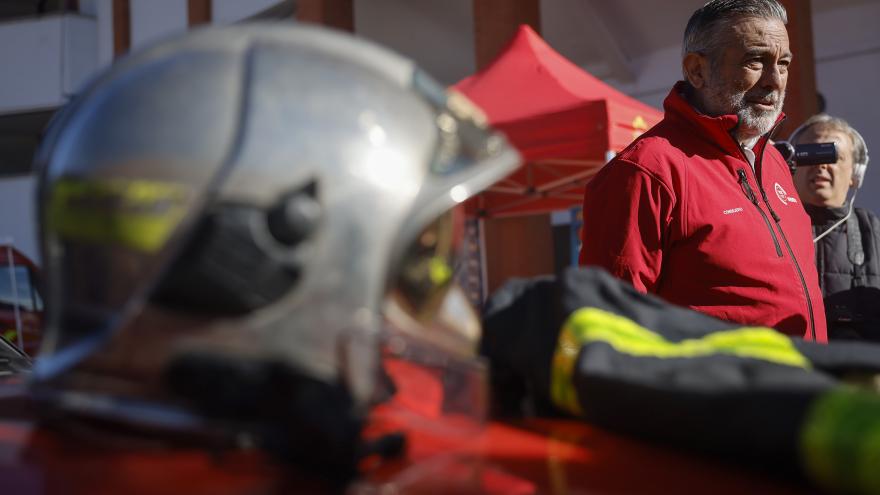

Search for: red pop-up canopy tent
xmin=455 ymin=25 xmax=663 ymax=217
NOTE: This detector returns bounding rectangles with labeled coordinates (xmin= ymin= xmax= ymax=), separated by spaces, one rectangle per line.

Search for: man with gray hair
xmin=790 ymin=114 xmax=878 ymax=339
xmin=579 ymin=0 xmax=828 ymax=342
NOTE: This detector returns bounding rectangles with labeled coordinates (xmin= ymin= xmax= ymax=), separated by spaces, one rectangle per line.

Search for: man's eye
xmin=746 ymin=60 xmax=763 ymax=69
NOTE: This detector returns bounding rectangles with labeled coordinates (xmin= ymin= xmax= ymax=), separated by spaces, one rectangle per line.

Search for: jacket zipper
xmin=776 ymin=220 xmax=817 ymax=341
xmin=745 ymin=132 xmax=818 ymax=342
xmin=752 ymin=146 xmax=817 ymax=342
xmin=737 ymin=168 xmax=782 ymax=257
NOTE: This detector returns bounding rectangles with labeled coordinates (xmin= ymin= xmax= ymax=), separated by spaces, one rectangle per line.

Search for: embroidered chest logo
xmin=723 ymin=207 xmax=744 ymax=215
xmin=774 ymin=182 xmax=797 ymax=206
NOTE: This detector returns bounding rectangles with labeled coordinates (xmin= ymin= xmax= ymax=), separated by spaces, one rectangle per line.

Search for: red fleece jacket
xmin=579 ymin=82 xmax=827 ymax=342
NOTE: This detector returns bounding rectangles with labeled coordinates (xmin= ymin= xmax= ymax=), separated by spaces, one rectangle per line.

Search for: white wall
xmin=63 ymin=16 xmax=99 ymax=96
xmin=75 ymin=0 xmax=288 ymax=82
xmin=0 ymin=18 xmax=64 ymax=113
xmin=355 ymin=0 xmax=475 ymax=85
xmin=94 ymin=0 xmax=115 ymax=67
xmin=812 ymin=1 xmax=880 ymax=214
xmin=72 ymin=0 xmax=112 ymax=66
xmin=0 ymin=15 xmax=97 ymax=114
xmin=605 ymin=45 xmax=682 ymax=109
xmin=130 ymin=0 xmax=188 ymax=49
xmin=0 ymin=176 xmax=38 ymax=264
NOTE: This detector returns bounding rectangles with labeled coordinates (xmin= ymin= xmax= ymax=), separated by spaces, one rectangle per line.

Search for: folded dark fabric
xmin=481 ymin=266 xmax=880 ymax=494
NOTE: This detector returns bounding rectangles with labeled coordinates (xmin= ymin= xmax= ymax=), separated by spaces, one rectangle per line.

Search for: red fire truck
xmin=0 ymin=244 xmax=42 ymax=356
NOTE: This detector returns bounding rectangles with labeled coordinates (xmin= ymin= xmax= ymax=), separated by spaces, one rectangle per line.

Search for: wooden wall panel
xmin=778 ymin=0 xmax=819 ymax=137
xmin=187 ymin=0 xmax=211 ymax=26
xmin=472 ymin=0 xmax=553 ymax=295
xmin=472 ymin=0 xmax=540 ymax=70
xmin=296 ymin=0 xmax=354 ymax=32
xmin=112 ymin=0 xmax=130 ymax=57
xmin=482 ymin=215 xmax=555 ymax=295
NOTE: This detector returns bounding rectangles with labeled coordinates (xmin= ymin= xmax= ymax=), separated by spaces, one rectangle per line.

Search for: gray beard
xmin=734 ymin=97 xmax=784 ymax=141
xmin=700 ymin=84 xmax=785 ymax=142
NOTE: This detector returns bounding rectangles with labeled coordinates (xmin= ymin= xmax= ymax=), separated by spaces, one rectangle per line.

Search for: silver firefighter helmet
xmin=31 ymin=23 xmax=519 ymax=474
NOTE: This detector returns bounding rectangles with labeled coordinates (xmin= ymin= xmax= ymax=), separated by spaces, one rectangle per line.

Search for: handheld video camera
xmin=773 ymin=141 xmax=838 ymax=175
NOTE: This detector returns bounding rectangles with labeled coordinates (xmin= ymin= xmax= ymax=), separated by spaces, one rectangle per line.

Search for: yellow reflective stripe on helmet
xmin=550 ymin=307 xmax=810 ymax=416
xmin=801 ymin=389 xmax=880 ymax=495
xmin=49 ymin=178 xmax=190 ymax=253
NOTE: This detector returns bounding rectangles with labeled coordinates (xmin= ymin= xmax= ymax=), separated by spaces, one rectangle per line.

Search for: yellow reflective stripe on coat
xmin=801 ymin=388 xmax=880 ymax=495
xmin=550 ymin=307 xmax=810 ymax=416
xmin=48 ymin=178 xmax=191 ymax=253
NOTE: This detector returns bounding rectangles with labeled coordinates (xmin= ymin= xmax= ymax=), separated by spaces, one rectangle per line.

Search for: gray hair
xmin=682 ymin=0 xmax=788 ymax=60
xmin=790 ymin=114 xmax=870 ymax=168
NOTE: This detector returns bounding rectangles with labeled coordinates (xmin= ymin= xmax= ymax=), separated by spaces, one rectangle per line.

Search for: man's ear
xmin=683 ymin=53 xmax=708 ymax=89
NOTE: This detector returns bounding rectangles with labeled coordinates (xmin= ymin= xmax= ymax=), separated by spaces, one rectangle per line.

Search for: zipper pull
xmin=755 ymin=178 xmax=783 ymax=222
xmin=767 ymin=204 xmax=781 ymax=222
xmin=737 ymin=169 xmax=759 ymax=205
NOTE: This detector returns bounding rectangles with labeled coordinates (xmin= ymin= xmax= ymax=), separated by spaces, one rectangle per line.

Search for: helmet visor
xmin=384 ymin=206 xmax=482 ymax=360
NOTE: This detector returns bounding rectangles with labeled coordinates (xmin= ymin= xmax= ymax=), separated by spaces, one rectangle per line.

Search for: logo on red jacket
xmin=774 ymin=182 xmax=797 ymax=206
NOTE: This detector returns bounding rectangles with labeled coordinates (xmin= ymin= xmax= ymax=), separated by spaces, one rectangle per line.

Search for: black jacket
xmin=807 ymin=204 xmax=880 ymax=339
xmin=481 ymin=267 xmax=880 ymax=495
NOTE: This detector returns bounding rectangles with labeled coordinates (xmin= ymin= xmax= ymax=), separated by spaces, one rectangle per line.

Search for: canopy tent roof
xmin=454 ymin=25 xmax=663 ymax=217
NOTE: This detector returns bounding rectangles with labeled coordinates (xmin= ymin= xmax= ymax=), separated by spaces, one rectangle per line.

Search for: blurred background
xmin=0 ymin=0 xmax=876 ymax=291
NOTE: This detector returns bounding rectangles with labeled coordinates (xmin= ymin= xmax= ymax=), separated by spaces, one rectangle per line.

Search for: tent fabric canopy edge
xmin=454 ymin=24 xmax=663 ymax=218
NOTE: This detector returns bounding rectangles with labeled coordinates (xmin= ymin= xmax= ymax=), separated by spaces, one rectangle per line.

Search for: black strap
xmin=847 ymin=212 xmax=866 ymax=287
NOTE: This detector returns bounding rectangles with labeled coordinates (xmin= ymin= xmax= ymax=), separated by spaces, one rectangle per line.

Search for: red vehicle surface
xmin=0 ymin=353 xmax=810 ymax=495
xmin=0 ymin=245 xmax=42 ymax=356
xmin=0 ymin=409 xmax=809 ymax=495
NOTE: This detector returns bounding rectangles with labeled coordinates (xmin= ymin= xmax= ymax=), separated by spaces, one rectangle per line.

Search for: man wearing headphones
xmin=791 ymin=114 xmax=878 ymax=339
